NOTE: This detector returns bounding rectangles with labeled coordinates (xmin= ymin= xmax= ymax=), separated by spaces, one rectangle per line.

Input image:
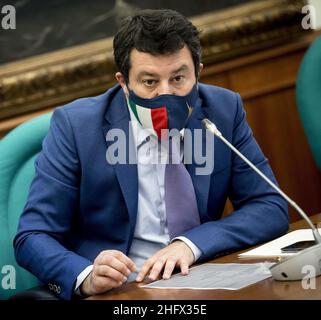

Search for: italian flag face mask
xmin=127 ymin=84 xmax=199 ymax=140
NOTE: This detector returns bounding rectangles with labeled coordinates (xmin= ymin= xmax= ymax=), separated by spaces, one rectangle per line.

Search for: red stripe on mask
xmin=151 ymin=106 xmax=168 ymax=139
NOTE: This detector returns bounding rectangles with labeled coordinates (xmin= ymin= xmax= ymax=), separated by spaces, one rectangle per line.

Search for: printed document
xmin=141 ymin=263 xmax=274 ymax=290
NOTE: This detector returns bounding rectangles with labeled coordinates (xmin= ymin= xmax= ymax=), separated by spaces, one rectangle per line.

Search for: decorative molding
xmin=0 ymin=0 xmax=309 ymax=121
xmin=198 ymin=0 xmax=308 ymax=64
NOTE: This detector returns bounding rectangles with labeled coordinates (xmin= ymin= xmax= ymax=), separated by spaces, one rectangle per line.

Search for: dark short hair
xmin=113 ymin=9 xmax=201 ymax=83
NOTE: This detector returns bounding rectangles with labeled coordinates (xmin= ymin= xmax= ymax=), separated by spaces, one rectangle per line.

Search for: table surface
xmin=87 ymin=214 xmax=321 ymax=300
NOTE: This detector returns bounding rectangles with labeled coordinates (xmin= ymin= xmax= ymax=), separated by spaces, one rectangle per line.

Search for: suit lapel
xmin=102 ymin=91 xmax=138 ymax=239
xmin=185 ymin=100 xmax=212 ymax=221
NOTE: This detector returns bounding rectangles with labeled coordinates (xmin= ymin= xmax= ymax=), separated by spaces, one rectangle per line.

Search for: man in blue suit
xmin=14 ymin=9 xmax=288 ymax=299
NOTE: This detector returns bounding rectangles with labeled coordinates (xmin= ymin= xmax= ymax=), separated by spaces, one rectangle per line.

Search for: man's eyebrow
xmin=137 ymin=71 xmax=158 ymax=78
xmin=171 ymin=65 xmax=189 ymax=75
xmin=136 ymin=65 xmax=190 ymax=79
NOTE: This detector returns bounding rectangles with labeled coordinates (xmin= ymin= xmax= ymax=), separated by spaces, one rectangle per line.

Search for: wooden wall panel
xmin=202 ymin=31 xmax=321 ymax=221
xmin=245 ymin=90 xmax=321 ymax=221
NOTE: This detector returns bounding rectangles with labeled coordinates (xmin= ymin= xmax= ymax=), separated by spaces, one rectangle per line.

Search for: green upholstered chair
xmin=0 ymin=113 xmax=52 ymax=299
xmin=296 ymin=35 xmax=321 ymax=171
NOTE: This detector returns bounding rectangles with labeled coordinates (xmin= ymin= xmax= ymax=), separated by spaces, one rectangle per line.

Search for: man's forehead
xmin=129 ymin=47 xmax=193 ymax=75
xmin=130 ymin=46 xmax=191 ymax=59
xmin=136 ymin=65 xmax=189 ymax=77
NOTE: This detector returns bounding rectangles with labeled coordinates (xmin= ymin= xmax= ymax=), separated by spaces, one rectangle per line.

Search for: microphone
xmin=202 ymin=118 xmax=321 ymax=281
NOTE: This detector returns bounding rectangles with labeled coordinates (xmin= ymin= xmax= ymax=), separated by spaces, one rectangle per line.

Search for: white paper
xmin=238 ymin=228 xmax=321 ymax=259
xmin=141 ymin=262 xmax=274 ymax=290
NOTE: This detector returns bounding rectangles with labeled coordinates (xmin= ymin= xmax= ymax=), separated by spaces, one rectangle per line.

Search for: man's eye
xmin=143 ymin=79 xmax=156 ymax=87
xmin=173 ymin=75 xmax=184 ymax=82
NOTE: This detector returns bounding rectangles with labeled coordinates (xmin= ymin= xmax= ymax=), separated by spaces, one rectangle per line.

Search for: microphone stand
xmin=202 ymin=118 xmax=321 ymax=281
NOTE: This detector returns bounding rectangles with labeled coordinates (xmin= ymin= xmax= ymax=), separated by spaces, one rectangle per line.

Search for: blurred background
xmin=0 ymin=0 xmax=321 ymax=221
xmin=0 ymin=0 xmax=253 ymax=64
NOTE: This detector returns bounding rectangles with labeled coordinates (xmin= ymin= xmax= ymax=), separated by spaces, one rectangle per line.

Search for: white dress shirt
xmin=74 ymin=103 xmax=202 ymax=292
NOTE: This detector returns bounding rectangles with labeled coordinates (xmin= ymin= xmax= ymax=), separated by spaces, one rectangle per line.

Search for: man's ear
xmin=115 ymin=72 xmax=129 ymax=95
xmin=199 ymin=63 xmax=204 ymax=73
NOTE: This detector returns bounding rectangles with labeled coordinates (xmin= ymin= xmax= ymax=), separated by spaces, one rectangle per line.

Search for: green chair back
xmin=296 ymin=35 xmax=321 ymax=171
xmin=0 ymin=113 xmax=52 ymax=299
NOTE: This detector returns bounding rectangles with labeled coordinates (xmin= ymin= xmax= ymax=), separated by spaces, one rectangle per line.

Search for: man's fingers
xmin=98 ymin=255 xmax=132 ymax=278
xmin=162 ymin=258 xmax=177 ymax=280
xmin=136 ymin=259 xmax=154 ymax=282
xmin=136 ymin=242 xmax=194 ymax=283
xmin=109 ymin=250 xmax=137 ymax=272
xmin=82 ymin=250 xmax=137 ymax=296
xmin=82 ymin=270 xmax=123 ymax=296
xmin=91 ymin=273 xmax=123 ymax=292
xmin=97 ymin=250 xmax=136 ymax=274
xmin=148 ymin=258 xmax=167 ymax=281
xmin=115 ymin=251 xmax=137 ymax=272
xmin=95 ymin=265 xmax=128 ymax=283
xmin=180 ymin=261 xmax=189 ymax=276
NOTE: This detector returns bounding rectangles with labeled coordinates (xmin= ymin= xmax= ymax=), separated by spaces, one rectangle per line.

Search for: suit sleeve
xmin=182 ymin=93 xmax=289 ymax=261
xmin=13 ymin=107 xmax=92 ymax=300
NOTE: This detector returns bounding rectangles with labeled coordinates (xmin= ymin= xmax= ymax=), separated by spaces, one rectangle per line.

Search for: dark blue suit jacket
xmin=14 ymin=83 xmax=288 ymax=299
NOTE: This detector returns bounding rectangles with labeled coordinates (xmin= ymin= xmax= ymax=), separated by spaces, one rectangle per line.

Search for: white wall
xmin=308 ymin=0 xmax=321 ymax=29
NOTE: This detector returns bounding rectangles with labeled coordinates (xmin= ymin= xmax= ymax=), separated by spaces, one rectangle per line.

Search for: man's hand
xmin=136 ymin=241 xmax=194 ymax=282
xmin=80 ymin=250 xmax=136 ymax=296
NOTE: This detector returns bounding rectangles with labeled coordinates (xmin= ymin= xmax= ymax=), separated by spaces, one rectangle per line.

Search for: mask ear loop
xmin=122 ymin=78 xmax=131 ymax=97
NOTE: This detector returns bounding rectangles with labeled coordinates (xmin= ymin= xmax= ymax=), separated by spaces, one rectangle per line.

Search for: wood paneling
xmin=203 ymin=31 xmax=321 ymax=221
xmin=0 ymin=0 xmax=306 ymax=121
